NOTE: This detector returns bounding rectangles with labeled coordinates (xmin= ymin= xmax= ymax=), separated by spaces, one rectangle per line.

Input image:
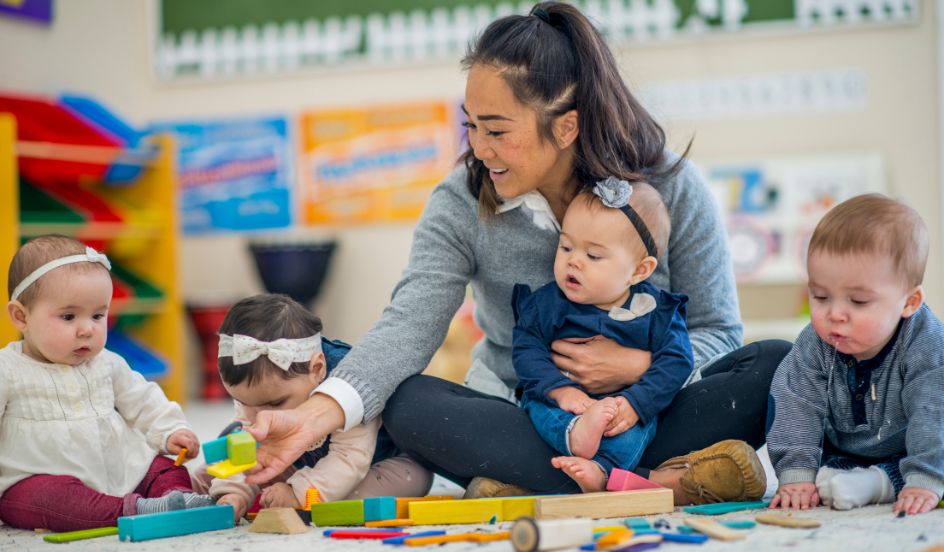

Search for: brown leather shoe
xmin=463 ymin=476 xmax=533 ymax=498
xmin=655 ymin=439 xmax=767 ymax=505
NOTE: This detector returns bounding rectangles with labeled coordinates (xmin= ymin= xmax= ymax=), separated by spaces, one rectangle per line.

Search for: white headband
xmin=218 ymin=333 xmax=322 ymax=371
xmin=11 ymin=246 xmax=112 ymax=301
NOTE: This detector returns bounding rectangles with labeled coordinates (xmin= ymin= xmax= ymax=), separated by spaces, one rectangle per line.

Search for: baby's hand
xmin=260 ymin=482 xmax=301 ymax=509
xmin=166 ymin=429 xmax=200 ymax=458
xmin=548 ymin=386 xmax=595 ymax=415
xmin=770 ymin=482 xmax=820 ymax=510
xmin=893 ymin=487 xmax=939 ymax=516
xmin=217 ymin=493 xmax=248 ymax=522
xmin=603 ymin=396 xmax=638 ymax=437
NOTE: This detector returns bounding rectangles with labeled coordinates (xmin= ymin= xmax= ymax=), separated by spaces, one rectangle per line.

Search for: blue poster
xmin=149 ymin=116 xmax=292 ymax=234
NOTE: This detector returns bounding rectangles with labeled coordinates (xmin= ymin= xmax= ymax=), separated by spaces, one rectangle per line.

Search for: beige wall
xmin=1 ymin=0 xmax=940 ymax=353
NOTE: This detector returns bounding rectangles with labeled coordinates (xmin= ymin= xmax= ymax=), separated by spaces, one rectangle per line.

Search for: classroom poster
xmin=149 ymin=116 xmax=293 ymax=234
xmin=298 ymin=100 xmax=459 ymax=225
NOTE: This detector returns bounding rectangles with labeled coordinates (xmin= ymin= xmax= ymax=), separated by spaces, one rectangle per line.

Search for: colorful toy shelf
xmin=0 ymin=95 xmax=186 ymax=403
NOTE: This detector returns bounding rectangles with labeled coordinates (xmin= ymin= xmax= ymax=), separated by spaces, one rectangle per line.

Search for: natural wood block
xmin=684 ymin=517 xmax=746 ymax=541
xmin=755 ymin=513 xmax=821 ymax=528
xmin=534 ymin=488 xmax=673 ymax=520
xmin=249 ymin=508 xmax=308 ymax=534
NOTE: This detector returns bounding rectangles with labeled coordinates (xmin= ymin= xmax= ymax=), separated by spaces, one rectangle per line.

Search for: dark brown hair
xmin=808 ymin=194 xmax=928 ymax=287
xmin=8 ymin=234 xmax=108 ymax=306
xmin=218 ymin=293 xmax=324 ymax=386
xmin=461 ymin=1 xmax=688 ymax=216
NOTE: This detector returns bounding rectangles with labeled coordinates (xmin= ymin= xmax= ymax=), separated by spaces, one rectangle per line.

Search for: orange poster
xmin=299 ymin=100 xmax=460 ymax=225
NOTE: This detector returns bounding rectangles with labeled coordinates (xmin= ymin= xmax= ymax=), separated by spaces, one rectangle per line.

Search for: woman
xmin=246 ymin=2 xmax=790 ymax=504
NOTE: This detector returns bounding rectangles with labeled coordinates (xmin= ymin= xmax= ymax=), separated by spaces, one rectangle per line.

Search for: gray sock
xmin=183 ymin=492 xmax=216 ymax=509
xmin=136 ymin=490 xmax=185 ymax=515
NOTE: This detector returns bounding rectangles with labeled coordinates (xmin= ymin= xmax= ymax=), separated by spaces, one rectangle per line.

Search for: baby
xmin=0 ymin=235 xmax=211 ymax=532
xmin=513 ymin=177 xmax=693 ymax=492
xmin=768 ymin=194 xmax=944 ymax=516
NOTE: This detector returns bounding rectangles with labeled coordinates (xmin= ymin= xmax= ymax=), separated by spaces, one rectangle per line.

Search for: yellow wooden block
xmin=534 ymin=488 xmax=673 ymax=520
xmin=500 ymin=497 xmax=535 ymax=521
xmin=395 ymin=496 xmax=454 ymax=519
xmin=409 ymin=499 xmax=504 ymax=525
xmin=206 ymin=459 xmax=257 ymax=479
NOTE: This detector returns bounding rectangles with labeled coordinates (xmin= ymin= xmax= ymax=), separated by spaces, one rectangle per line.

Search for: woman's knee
xmin=382 ymin=375 xmax=444 ymax=436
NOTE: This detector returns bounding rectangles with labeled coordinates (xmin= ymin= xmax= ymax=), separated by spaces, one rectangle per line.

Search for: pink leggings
xmin=0 ymin=456 xmax=192 ymax=531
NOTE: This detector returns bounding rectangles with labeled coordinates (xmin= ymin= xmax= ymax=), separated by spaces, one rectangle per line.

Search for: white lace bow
xmin=218 ymin=333 xmax=322 ymax=370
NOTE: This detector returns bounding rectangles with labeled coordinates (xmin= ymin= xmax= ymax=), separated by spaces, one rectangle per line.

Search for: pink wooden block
xmin=606 ymin=468 xmax=664 ymax=491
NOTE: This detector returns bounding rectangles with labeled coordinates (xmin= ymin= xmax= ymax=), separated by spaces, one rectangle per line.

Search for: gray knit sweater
xmin=331 ymin=159 xmax=743 ymax=421
xmin=768 ymin=305 xmax=944 ymax=497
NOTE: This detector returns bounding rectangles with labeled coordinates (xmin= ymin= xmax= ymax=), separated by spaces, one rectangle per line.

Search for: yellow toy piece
xmin=206 ymin=459 xmax=257 ymax=479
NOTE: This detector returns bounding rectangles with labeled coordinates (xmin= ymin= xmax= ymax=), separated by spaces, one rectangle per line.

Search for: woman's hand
xmin=244 ymin=394 xmax=345 ymax=485
xmin=551 ymin=336 xmax=651 ymax=394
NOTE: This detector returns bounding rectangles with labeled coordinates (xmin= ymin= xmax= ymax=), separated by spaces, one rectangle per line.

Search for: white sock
xmin=829 ymin=466 xmax=895 ymax=510
xmin=136 ymin=490 xmax=185 ymax=515
xmin=182 ymin=492 xmax=216 ymax=509
xmin=815 ymin=466 xmax=843 ymax=507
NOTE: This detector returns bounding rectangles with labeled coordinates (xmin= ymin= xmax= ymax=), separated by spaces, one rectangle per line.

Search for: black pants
xmin=382 ymin=339 xmax=792 ymax=494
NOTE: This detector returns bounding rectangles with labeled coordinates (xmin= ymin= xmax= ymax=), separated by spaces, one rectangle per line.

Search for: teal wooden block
xmin=227 ymin=431 xmax=256 ymax=465
xmin=624 ymin=517 xmax=653 ymax=530
xmin=310 ymin=500 xmax=364 ymax=526
xmin=363 ymin=496 xmax=396 ymax=522
xmin=682 ymin=500 xmax=768 ymax=515
xmin=117 ymin=505 xmax=233 ymax=542
xmin=203 ymin=436 xmax=228 ymax=464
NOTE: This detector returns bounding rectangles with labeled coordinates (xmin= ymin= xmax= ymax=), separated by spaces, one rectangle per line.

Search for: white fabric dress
xmin=0 ymin=342 xmax=190 ymax=497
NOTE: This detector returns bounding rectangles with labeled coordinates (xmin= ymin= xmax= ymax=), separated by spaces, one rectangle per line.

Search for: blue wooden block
xmin=118 ymin=505 xmax=233 ymax=542
xmin=203 ymin=436 xmax=228 ymax=464
xmin=364 ymin=496 xmax=397 ymax=522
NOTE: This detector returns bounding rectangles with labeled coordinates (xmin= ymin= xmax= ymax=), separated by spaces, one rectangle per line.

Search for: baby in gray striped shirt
xmin=768 ymin=194 xmax=944 ymax=516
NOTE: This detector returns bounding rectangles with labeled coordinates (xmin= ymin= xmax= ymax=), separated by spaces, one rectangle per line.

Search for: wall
xmin=0 ymin=0 xmax=939 ymax=365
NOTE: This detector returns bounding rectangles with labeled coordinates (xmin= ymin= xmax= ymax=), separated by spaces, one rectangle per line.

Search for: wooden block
xmin=310 ymin=499 xmax=364 ymax=526
xmin=683 ymin=500 xmax=768 ymax=515
xmin=683 ymin=517 xmax=746 ymax=541
xmin=43 ymin=526 xmax=118 ymax=543
xmin=249 ymin=508 xmax=309 ymax=534
xmin=511 ymin=517 xmax=594 ymax=552
xmin=606 ymin=468 xmax=664 ymax=491
xmin=304 ymin=488 xmax=319 ymax=510
xmin=409 ymin=498 xmax=504 ymax=525
xmin=206 ymin=459 xmax=257 ymax=478
xmin=365 ymin=518 xmax=414 ymax=527
xmin=227 ymin=431 xmax=256 ymax=466
xmin=596 ymin=528 xmax=634 ymax=548
xmin=202 ymin=436 xmax=228 ymax=464
xmin=364 ymin=496 xmax=397 ymax=521
xmin=395 ymin=495 xmax=454 ymax=519
xmin=755 ymin=513 xmax=821 ymax=528
xmin=534 ymin=488 xmax=673 ymax=520
xmin=117 ymin=505 xmax=234 ymax=542
xmin=501 ymin=496 xmax=536 ymax=521
xmin=678 ymin=519 xmax=755 ymax=533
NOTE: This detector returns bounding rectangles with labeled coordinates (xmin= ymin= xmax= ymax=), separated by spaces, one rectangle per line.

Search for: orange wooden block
xmin=174 ymin=448 xmax=188 ymax=467
xmin=404 ymin=531 xmax=511 ymax=546
xmin=365 ymin=519 xmax=415 ymax=528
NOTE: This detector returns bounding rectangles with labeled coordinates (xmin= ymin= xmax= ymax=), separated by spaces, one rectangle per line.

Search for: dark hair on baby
xmin=218 ymin=293 xmax=323 ymax=386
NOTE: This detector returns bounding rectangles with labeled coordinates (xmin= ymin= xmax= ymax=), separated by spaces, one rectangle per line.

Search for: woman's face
xmin=463 ymin=64 xmax=575 ymax=202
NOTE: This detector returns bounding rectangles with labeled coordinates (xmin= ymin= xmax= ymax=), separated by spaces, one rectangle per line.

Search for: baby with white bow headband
xmin=199 ymin=293 xmax=432 ymax=521
xmin=511 ymin=178 xmax=694 ymax=493
xmin=0 ymin=235 xmax=212 ymax=532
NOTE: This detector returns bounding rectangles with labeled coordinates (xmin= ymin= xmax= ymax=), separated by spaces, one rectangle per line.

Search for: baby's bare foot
xmin=551 ymin=456 xmax=607 ymax=493
xmin=569 ymin=397 xmax=617 ymax=458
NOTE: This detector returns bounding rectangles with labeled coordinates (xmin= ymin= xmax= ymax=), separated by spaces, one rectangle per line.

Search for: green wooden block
xmin=43 ymin=526 xmax=118 ymax=543
xmin=310 ymin=500 xmax=364 ymax=526
xmin=227 ymin=431 xmax=256 ymax=465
